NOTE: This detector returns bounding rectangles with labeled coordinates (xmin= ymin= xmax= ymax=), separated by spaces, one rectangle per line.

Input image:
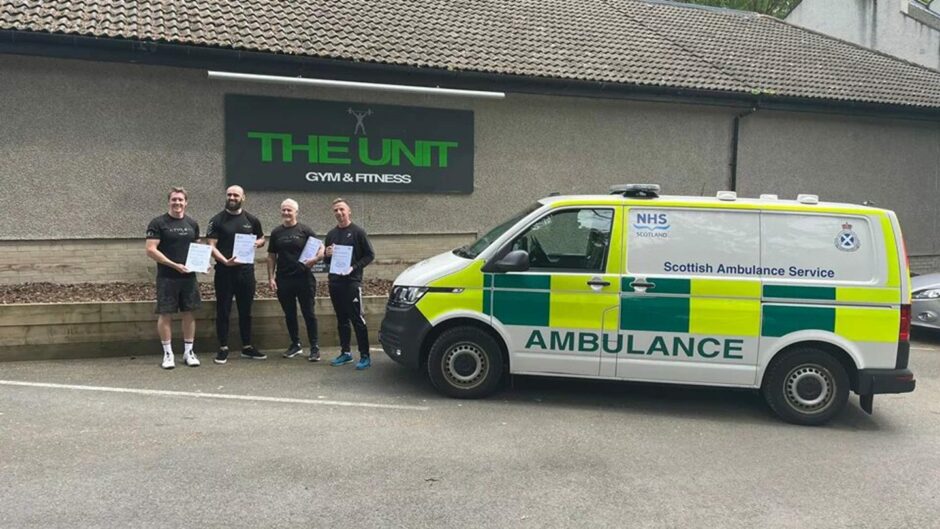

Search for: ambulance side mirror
xmin=486 ymin=250 xmax=530 ymax=273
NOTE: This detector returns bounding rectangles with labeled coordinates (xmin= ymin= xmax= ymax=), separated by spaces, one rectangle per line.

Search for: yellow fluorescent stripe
xmin=417 ymin=289 xmax=483 ymax=322
xmin=691 ymin=278 xmax=760 ymax=298
xmin=549 ymin=198 xmax=625 ymax=208
xmin=880 ymin=215 xmax=900 ymax=288
xmin=429 ymin=259 xmax=485 ymax=289
xmin=626 ymin=200 xmax=877 ymax=215
xmin=549 ymin=294 xmax=619 ymax=330
xmin=836 ymin=287 xmax=899 ymax=304
xmin=550 ymin=274 xmax=618 ymax=293
xmin=835 ymin=307 xmax=898 ymax=342
xmin=605 ymin=207 xmax=624 ymax=274
xmin=689 ymin=298 xmax=760 ymax=336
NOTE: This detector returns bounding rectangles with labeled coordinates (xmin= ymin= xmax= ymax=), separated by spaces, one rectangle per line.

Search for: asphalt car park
xmin=1 ymin=338 xmax=939 ymax=529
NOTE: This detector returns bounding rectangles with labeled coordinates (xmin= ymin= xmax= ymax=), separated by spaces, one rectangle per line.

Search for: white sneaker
xmin=162 ymin=351 xmax=175 ymax=370
xmin=183 ymin=350 xmax=200 ymax=367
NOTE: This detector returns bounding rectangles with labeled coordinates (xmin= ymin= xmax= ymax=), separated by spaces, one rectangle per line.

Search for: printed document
xmin=329 ymin=244 xmax=353 ymax=275
xmin=184 ymin=243 xmax=212 ymax=273
xmin=298 ymin=237 xmax=323 ymax=263
xmin=233 ymin=233 xmax=256 ymax=264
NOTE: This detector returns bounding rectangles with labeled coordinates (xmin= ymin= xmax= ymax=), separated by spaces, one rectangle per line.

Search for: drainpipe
xmin=730 ymin=106 xmax=758 ymax=192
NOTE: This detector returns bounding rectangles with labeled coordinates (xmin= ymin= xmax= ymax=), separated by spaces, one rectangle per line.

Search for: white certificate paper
xmin=185 ymin=243 xmax=212 ymax=273
xmin=298 ymin=237 xmax=323 ymax=263
xmin=233 ymin=233 xmax=257 ymax=264
xmin=329 ymin=244 xmax=353 ymax=275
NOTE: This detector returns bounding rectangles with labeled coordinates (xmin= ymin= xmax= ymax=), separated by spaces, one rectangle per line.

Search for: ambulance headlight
xmin=390 ymin=286 xmax=429 ymax=306
xmin=913 ymin=288 xmax=940 ymax=299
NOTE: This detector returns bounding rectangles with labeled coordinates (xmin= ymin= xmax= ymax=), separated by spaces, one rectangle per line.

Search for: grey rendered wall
xmin=0 ymin=53 xmax=732 ymax=242
xmin=1 ymin=53 xmax=938 ymax=279
xmin=787 ymin=0 xmax=940 ymax=71
xmin=736 ymin=109 xmax=940 ymax=259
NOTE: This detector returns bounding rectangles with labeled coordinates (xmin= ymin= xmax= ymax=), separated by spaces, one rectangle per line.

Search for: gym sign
xmin=225 ymin=94 xmax=474 ymax=193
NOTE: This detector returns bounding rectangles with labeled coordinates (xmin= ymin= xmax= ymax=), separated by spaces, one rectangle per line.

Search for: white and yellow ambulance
xmin=379 ymin=185 xmax=916 ymax=425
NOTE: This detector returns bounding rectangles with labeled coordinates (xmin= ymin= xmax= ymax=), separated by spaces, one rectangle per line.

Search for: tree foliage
xmin=677 ymin=0 xmax=803 ymax=18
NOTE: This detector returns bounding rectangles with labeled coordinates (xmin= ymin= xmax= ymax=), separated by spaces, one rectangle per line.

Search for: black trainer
xmin=241 ymin=346 xmax=267 ymax=360
xmin=282 ymin=343 xmax=303 ymax=359
xmin=214 ymin=348 xmax=229 ymax=365
xmin=308 ymin=348 xmax=321 ymax=362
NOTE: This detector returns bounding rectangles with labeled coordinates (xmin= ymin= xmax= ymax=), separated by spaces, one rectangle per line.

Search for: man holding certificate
xmin=145 ymin=186 xmax=202 ymax=370
xmin=266 ymin=198 xmax=324 ymax=362
xmin=207 ymin=185 xmax=266 ymax=364
xmin=324 ymin=198 xmax=375 ymax=370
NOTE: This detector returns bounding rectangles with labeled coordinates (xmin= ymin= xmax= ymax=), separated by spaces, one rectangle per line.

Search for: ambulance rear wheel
xmin=762 ymin=347 xmax=849 ymax=426
xmin=427 ymin=327 xmax=504 ymax=399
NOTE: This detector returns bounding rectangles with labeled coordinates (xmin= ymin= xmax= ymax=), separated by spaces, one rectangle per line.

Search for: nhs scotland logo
xmin=634 ymin=212 xmax=670 ymax=238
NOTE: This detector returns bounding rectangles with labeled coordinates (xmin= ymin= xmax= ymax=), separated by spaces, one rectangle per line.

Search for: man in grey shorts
xmin=146 ymin=186 xmax=202 ymax=369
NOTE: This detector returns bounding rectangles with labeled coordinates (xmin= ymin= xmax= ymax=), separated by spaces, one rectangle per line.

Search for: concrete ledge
xmin=0 ymin=296 xmax=388 ymax=361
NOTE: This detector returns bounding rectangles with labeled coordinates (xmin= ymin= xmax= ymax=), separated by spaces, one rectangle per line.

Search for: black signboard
xmin=225 ymin=94 xmax=474 ymax=193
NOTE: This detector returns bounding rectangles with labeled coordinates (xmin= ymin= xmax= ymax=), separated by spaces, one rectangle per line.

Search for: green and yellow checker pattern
xmin=761 ymin=284 xmax=900 ymax=342
xmin=471 ymin=273 xmax=900 ymax=344
xmin=620 ymin=277 xmax=761 ymax=337
xmin=617 ymin=278 xmax=900 ymax=343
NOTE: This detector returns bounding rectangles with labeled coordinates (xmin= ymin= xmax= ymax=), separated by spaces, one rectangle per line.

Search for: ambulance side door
xmin=490 ymin=206 xmax=621 ymax=377
xmin=617 ymin=207 xmax=761 ymax=386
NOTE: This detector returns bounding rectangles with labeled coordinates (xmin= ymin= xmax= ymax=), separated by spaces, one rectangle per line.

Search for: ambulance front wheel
xmin=762 ymin=347 xmax=850 ymax=426
xmin=427 ymin=327 xmax=504 ymax=399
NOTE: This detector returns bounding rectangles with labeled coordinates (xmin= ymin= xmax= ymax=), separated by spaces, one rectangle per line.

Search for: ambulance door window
xmin=510 ymin=208 xmax=613 ymax=271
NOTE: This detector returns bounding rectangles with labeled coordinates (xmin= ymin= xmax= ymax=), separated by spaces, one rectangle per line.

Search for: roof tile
xmin=2 ymin=0 xmax=939 ymax=108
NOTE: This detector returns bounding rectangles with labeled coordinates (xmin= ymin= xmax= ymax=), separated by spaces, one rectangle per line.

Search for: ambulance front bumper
xmin=379 ymin=303 xmax=432 ymax=369
xmin=856 ymin=369 xmax=916 ymax=395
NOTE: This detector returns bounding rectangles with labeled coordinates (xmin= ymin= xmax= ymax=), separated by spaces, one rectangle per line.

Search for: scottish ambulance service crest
xmin=835 ymin=222 xmax=860 ymax=252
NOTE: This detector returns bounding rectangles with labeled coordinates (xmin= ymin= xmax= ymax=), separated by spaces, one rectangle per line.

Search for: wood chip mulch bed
xmin=0 ymin=279 xmax=394 ymax=304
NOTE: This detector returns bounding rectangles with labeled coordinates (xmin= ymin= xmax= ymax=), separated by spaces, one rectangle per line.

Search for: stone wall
xmin=0 ymin=296 xmax=388 ymax=361
xmin=0 ymin=233 xmax=475 ymax=285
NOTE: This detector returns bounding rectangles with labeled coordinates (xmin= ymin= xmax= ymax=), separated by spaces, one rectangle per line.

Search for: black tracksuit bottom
xmin=328 ymin=280 xmax=369 ymax=357
xmin=276 ymin=272 xmax=319 ymax=350
xmin=214 ymin=265 xmax=255 ymax=348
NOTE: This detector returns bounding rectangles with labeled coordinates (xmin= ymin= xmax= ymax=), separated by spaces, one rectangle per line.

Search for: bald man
xmin=207 ymin=185 xmax=266 ymax=364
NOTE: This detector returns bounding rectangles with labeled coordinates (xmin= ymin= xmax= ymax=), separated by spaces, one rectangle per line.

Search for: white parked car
xmin=912 ymin=273 xmax=940 ymax=330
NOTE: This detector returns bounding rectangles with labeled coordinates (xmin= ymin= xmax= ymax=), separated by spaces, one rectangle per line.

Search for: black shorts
xmin=155 ymin=275 xmax=202 ymax=314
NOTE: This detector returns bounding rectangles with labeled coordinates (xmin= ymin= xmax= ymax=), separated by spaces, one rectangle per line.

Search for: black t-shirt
xmin=324 ymin=223 xmax=375 ymax=283
xmin=146 ymin=213 xmax=200 ymax=279
xmin=268 ymin=222 xmax=319 ymax=278
xmin=206 ymin=210 xmax=263 ymax=268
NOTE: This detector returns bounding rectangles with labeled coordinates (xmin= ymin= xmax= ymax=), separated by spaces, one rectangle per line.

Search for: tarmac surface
xmin=2 ymin=333 xmax=939 ymax=529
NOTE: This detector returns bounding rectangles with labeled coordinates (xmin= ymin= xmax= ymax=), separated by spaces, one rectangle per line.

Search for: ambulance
xmin=379 ymin=185 xmax=916 ymax=425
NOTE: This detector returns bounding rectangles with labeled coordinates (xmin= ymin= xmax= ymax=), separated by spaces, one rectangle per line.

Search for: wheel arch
xmin=760 ymin=339 xmax=860 ymax=393
xmin=420 ymin=316 xmax=510 ymax=371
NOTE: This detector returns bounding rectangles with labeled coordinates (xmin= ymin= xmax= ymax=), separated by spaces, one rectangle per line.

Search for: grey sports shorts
xmin=155 ymin=275 xmax=202 ymax=314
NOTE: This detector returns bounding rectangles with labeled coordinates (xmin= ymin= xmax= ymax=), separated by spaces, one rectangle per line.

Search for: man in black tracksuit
xmin=207 ymin=185 xmax=266 ymax=364
xmin=266 ymin=198 xmax=324 ymax=362
xmin=324 ymin=198 xmax=375 ymax=370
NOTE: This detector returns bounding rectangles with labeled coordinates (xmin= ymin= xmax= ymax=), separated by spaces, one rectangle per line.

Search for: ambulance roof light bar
xmin=207 ymin=71 xmax=506 ymax=99
xmin=610 ymin=184 xmax=660 ymax=199
xmin=797 ymin=194 xmax=819 ymax=204
xmin=716 ymin=190 xmax=737 ymax=201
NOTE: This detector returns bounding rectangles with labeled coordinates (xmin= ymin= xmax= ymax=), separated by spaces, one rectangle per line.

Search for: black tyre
xmin=762 ymin=347 xmax=850 ymax=426
xmin=427 ymin=327 xmax=504 ymax=399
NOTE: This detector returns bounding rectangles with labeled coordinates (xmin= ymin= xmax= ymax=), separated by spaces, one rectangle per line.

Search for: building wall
xmin=737 ymin=109 xmax=940 ymax=265
xmin=0 ymin=53 xmax=938 ymax=284
xmin=787 ymin=0 xmax=940 ymax=71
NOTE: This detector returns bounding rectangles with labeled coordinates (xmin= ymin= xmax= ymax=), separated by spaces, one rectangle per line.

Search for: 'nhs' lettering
xmin=636 ymin=213 xmax=667 ymax=225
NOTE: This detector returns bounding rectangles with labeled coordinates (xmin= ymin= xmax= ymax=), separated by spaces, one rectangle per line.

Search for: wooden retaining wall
xmin=0 ymin=297 xmax=388 ymax=361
